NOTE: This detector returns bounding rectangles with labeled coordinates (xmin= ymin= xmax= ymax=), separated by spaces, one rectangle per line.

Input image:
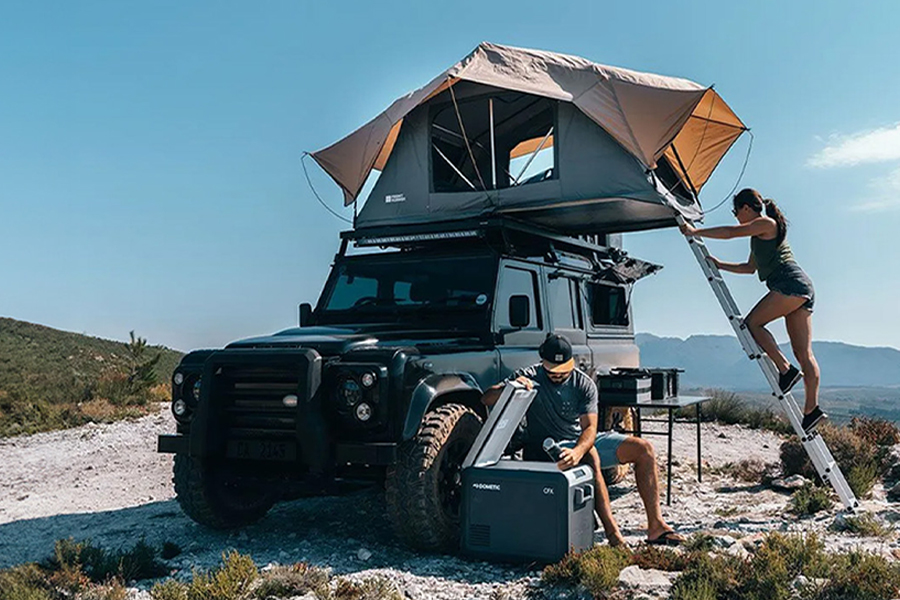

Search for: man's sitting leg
xmin=614 ymin=436 xmax=684 ymax=545
xmin=583 ymin=447 xmax=626 ymax=547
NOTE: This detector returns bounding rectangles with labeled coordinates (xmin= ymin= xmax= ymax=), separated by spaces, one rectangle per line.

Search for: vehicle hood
xmin=226 ymin=325 xmax=487 ymax=356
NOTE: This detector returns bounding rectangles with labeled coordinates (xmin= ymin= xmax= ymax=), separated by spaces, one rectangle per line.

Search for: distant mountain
xmin=636 ymin=333 xmax=900 ymax=390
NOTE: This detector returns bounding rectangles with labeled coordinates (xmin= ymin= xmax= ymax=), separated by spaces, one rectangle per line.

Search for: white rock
xmin=770 ymin=474 xmax=809 ymax=491
xmin=357 ymin=547 xmax=372 ymax=561
xmin=617 ymin=565 xmax=672 ymax=591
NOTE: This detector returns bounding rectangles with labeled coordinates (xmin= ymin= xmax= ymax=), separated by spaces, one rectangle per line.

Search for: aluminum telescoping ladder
xmin=678 ymin=216 xmax=859 ymax=511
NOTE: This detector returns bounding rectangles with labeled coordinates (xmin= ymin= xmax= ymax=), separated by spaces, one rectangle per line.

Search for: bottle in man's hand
xmin=543 ymin=437 xmax=563 ymax=461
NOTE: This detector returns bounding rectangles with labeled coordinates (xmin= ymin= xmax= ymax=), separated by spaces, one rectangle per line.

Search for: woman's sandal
xmin=645 ymin=530 xmax=685 ymax=546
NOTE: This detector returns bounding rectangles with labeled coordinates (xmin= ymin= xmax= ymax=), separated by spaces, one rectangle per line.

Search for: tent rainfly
xmin=311 ymin=42 xmax=747 ymax=234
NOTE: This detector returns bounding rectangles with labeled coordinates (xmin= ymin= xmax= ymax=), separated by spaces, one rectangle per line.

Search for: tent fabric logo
xmin=385 ymin=194 xmax=406 ymax=204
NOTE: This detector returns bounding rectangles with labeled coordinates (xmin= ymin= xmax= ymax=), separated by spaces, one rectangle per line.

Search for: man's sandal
xmin=645 ymin=530 xmax=684 ymax=546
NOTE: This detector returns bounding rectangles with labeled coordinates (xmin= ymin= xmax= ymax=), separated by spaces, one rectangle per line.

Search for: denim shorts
xmin=524 ymin=431 xmax=628 ymax=468
xmin=766 ymin=262 xmax=815 ymax=312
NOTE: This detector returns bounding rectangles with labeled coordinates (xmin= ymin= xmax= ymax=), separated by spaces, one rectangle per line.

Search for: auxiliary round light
xmin=173 ymin=399 xmax=188 ymax=416
xmin=341 ymin=378 xmax=362 ymax=405
xmin=355 ymin=402 xmax=372 ymax=422
xmin=173 ymin=372 xmax=184 ymax=385
xmin=360 ymin=372 xmax=376 ymax=388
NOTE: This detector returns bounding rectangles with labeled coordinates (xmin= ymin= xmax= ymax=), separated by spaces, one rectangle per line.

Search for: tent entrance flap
xmin=312 ymin=42 xmax=747 ymax=236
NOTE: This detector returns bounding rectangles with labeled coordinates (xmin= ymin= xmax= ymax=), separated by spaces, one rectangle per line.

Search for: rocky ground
xmin=1 ymin=404 xmax=898 ymax=599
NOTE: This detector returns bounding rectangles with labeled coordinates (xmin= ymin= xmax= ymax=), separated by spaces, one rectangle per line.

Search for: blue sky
xmin=1 ymin=1 xmax=898 ymax=352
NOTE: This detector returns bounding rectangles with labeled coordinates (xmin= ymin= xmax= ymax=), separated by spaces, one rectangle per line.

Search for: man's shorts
xmin=523 ymin=431 xmax=629 ymax=468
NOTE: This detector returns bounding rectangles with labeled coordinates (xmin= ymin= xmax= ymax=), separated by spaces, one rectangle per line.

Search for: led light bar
xmin=356 ymin=230 xmax=480 ymax=247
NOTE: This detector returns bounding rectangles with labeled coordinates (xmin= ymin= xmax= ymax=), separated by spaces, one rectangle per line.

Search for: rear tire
xmin=173 ymin=454 xmax=276 ymax=529
xmin=385 ymin=403 xmax=482 ymax=552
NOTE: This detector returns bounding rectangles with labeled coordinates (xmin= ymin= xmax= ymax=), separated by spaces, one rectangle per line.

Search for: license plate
xmin=227 ymin=440 xmax=296 ymax=461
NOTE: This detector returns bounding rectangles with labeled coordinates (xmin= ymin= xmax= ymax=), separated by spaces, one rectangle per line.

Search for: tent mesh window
xmin=430 ymin=91 xmax=556 ymax=193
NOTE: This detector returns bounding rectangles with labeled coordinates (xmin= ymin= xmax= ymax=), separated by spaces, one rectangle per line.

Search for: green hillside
xmin=0 ymin=317 xmax=183 ymax=437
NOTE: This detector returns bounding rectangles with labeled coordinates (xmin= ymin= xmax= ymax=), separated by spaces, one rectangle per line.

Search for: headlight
xmin=173 ymin=372 xmax=184 ymax=385
xmin=192 ymin=378 xmax=202 ymax=403
xmin=172 ymin=399 xmax=188 ymax=417
xmin=340 ymin=378 xmax=362 ymax=406
xmin=355 ymin=402 xmax=372 ymax=421
xmin=360 ymin=372 xmax=376 ymax=388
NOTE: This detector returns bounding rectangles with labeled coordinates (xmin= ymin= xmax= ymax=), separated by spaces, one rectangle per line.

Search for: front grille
xmin=215 ymin=364 xmax=301 ymax=439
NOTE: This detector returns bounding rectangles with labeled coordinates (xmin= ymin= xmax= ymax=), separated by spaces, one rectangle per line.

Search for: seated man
xmin=481 ymin=333 xmax=684 ymax=547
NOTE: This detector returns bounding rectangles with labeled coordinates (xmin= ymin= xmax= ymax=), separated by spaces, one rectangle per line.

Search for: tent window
xmin=430 ymin=91 xmax=556 ymax=193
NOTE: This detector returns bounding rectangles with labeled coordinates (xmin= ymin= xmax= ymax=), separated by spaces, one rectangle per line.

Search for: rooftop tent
xmin=311 ymin=42 xmax=746 ymax=234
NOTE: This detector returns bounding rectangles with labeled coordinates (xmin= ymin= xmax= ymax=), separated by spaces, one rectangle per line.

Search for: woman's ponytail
xmin=763 ymin=198 xmax=788 ymax=243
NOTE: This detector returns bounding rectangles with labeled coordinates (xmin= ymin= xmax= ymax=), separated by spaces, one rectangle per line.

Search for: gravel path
xmin=1 ymin=404 xmax=898 ymax=599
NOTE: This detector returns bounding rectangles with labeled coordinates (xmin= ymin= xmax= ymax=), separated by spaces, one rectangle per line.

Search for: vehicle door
xmin=542 ymin=266 xmax=592 ymax=376
xmin=493 ymin=260 xmax=547 ymax=379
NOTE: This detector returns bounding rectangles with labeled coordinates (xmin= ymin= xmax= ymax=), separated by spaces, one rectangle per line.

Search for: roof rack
xmin=339 ymin=216 xmax=660 ymax=284
xmin=342 ymin=216 xmax=621 ymax=257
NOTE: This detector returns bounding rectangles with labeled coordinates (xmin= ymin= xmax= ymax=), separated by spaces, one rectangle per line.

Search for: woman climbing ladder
xmin=680 ymin=188 xmax=825 ymax=433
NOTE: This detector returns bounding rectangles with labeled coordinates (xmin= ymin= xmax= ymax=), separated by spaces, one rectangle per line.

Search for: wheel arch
xmin=402 ymin=373 xmax=485 ymax=441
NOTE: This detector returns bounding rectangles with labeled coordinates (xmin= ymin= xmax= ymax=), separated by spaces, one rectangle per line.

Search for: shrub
xmin=161 ymin=542 xmax=183 ymax=560
xmin=714 ymin=459 xmax=769 ymax=483
xmin=780 ymin=423 xmax=880 ymax=496
xmin=45 ymin=538 xmax=168 ymax=583
xmin=836 ymin=513 xmax=894 ymax=538
xmin=675 ymin=390 xmax=791 ymax=434
xmin=151 ymin=580 xmax=188 ymax=600
xmin=847 ymin=461 xmax=880 ymax=499
xmin=254 ymin=563 xmax=330 ymax=599
xmin=630 ymin=545 xmax=693 ymax=572
xmin=541 ymin=545 xmax=631 ymax=596
xmin=332 ymin=576 xmax=403 ymax=600
xmin=789 ymin=483 xmax=833 ymax=516
xmin=187 ymin=551 xmax=258 ymax=600
xmin=850 ymin=416 xmax=900 ymax=449
xmin=0 ymin=564 xmax=52 ymax=600
xmin=684 ymin=390 xmax=747 ymax=425
xmin=822 ymin=549 xmax=900 ymax=600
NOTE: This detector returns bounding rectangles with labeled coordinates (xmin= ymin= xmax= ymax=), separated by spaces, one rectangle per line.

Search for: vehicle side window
xmin=586 ymin=282 xmax=629 ymax=327
xmin=497 ymin=266 xmax=542 ymax=330
xmin=547 ymin=276 xmax=581 ymax=329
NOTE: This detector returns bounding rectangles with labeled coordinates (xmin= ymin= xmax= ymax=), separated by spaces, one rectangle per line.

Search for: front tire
xmin=385 ymin=404 xmax=482 ymax=552
xmin=173 ymin=454 xmax=276 ymax=529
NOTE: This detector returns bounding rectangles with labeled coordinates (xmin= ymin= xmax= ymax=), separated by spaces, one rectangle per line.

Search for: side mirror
xmin=299 ymin=303 xmax=313 ymax=327
xmin=508 ymin=295 xmax=531 ymax=328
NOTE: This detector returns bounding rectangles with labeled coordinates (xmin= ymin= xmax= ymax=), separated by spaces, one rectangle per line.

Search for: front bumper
xmin=157 ymin=433 xmax=397 ymax=466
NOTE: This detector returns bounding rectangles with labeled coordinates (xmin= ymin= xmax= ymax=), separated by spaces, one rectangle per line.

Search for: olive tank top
xmin=751 ymin=236 xmax=795 ymax=282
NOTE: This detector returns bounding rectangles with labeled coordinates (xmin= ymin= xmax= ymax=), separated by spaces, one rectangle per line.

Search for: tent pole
xmin=512 ymin=127 xmax=553 ymax=186
xmin=489 ymin=98 xmax=497 ymax=189
xmin=432 ymin=143 xmax=478 ymax=191
xmin=670 ymin=145 xmax=700 ymax=201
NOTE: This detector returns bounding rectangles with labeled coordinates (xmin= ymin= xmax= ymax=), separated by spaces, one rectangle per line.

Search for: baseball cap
xmin=539 ymin=334 xmax=575 ymax=373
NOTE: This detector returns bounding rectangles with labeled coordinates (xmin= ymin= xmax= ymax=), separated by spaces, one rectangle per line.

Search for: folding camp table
xmin=599 ymin=395 xmax=711 ymax=506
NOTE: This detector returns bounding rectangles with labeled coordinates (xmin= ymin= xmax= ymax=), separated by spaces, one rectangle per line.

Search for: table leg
xmin=696 ymin=403 xmax=702 ymax=483
xmin=667 ymin=408 xmax=673 ymax=506
xmin=635 ymin=408 xmax=642 ymax=437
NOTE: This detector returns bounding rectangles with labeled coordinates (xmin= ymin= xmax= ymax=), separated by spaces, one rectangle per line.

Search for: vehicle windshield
xmin=317 ymin=254 xmax=497 ymax=328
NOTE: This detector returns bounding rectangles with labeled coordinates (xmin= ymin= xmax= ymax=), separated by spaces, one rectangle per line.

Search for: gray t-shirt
xmin=505 ymin=364 xmax=598 ymax=443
